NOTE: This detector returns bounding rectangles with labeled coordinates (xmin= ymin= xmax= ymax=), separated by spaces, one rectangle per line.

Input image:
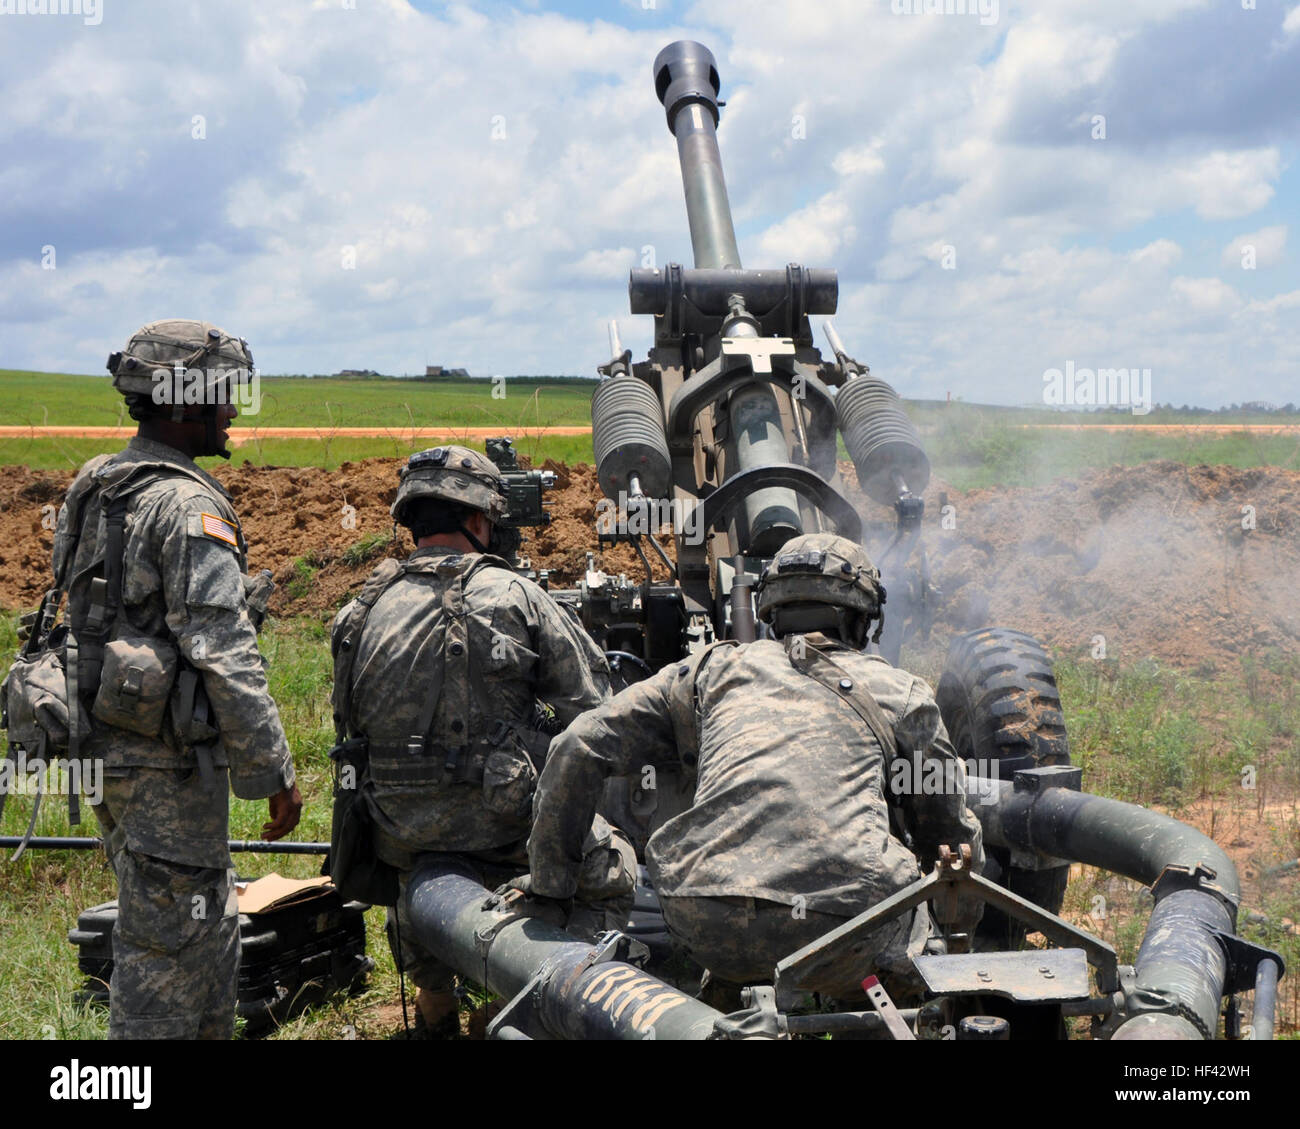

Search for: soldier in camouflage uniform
xmin=60 ymin=320 xmax=300 ymax=1039
xmin=529 ymin=532 xmax=984 ymax=999
xmin=331 ymin=445 xmax=634 ymax=1037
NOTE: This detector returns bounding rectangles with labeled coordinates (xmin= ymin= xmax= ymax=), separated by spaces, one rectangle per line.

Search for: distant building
xmin=424 ymin=365 xmax=470 ymax=380
xmin=337 ymin=368 xmax=381 ymax=378
xmin=1241 ymin=401 xmax=1277 ymax=412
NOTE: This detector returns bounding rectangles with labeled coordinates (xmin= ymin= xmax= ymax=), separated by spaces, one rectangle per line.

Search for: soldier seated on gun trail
xmin=328 ymin=445 xmax=636 ymax=1039
xmin=528 ymin=532 xmax=984 ymax=1004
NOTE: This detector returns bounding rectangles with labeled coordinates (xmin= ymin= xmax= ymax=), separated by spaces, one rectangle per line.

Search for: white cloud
xmin=1170 ymin=275 xmax=1243 ymax=315
xmin=1221 ymin=225 xmax=1288 ymax=269
xmin=1173 ymin=149 xmax=1281 ymax=220
xmin=832 ymin=140 xmax=885 ymax=178
xmin=756 ymin=193 xmax=856 ymax=265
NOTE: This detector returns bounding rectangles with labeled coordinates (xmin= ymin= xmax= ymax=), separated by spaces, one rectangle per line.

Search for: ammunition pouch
xmin=91 ymin=634 xmax=178 ymax=739
xmin=327 ymin=737 xmax=399 ymax=906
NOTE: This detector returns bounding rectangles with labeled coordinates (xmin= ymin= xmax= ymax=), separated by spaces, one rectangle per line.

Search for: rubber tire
xmin=935 ymin=628 xmax=1069 ymax=779
xmin=935 ymin=627 xmax=1071 ymax=941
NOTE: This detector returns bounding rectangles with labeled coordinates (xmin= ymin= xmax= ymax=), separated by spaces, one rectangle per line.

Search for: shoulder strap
xmin=783 ymin=635 xmax=898 ymax=763
xmin=416 ymin=552 xmax=507 ymax=767
xmin=666 ymin=639 xmax=739 ymax=778
xmin=330 ymin=558 xmax=404 ymax=741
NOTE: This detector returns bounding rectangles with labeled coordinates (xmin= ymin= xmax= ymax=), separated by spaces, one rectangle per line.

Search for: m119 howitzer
xmin=410 ymin=40 xmax=1284 ymax=1041
xmin=565 ymin=39 xmax=941 ymax=850
xmin=569 ymin=40 xmax=934 ymax=672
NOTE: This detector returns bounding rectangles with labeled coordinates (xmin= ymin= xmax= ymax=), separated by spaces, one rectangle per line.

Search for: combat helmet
xmin=107 ymin=319 xmax=253 ymax=422
xmin=755 ymin=532 xmax=886 ymax=644
xmin=392 ymin=445 xmax=509 ymax=529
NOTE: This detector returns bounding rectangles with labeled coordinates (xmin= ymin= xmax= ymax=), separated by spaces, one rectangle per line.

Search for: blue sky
xmin=0 ymin=0 xmax=1296 ymax=407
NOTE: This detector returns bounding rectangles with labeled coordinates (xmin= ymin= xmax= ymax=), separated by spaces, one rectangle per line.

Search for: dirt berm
xmin=1 ymin=457 xmax=1296 ymax=671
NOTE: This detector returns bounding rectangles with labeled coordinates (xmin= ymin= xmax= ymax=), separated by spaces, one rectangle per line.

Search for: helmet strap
xmin=204 ymin=403 xmax=231 ymax=460
xmin=457 ymin=522 xmax=489 ymax=554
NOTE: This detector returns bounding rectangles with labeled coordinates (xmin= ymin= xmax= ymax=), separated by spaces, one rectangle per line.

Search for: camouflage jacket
xmin=333 ymin=545 xmax=610 ymax=854
xmin=54 ymin=437 xmax=294 ymax=799
xmin=530 ymin=634 xmax=984 ymax=916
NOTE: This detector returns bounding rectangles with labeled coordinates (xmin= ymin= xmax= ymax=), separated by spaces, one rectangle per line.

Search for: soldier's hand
xmin=262 ymin=784 xmax=303 ymax=841
xmin=493 ymin=875 xmax=573 ymax=921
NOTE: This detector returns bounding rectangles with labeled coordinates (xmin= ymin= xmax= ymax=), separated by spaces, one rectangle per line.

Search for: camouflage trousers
xmin=381 ymin=822 xmax=637 ymax=994
xmin=658 ymin=893 xmax=932 ymax=1001
xmin=94 ymin=766 xmax=240 ymax=1040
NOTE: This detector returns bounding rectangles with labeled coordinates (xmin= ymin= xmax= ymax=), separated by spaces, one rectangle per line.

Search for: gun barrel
xmin=654 ymin=41 xmax=742 ymax=270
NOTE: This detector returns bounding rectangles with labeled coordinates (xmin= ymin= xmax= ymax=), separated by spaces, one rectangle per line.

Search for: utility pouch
xmin=327 ymin=738 xmax=399 ymax=906
xmin=91 ymin=634 xmax=179 ymax=738
xmin=2 ymin=643 xmax=83 ymax=754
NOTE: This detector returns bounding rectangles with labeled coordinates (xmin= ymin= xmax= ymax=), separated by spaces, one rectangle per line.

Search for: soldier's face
xmin=178 ymin=402 xmax=237 ymax=456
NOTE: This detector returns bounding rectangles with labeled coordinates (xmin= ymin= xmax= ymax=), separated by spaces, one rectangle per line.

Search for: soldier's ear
xmin=469 ymin=511 xmax=493 ymax=545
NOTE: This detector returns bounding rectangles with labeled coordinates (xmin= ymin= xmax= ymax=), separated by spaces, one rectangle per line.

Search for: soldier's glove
xmin=492 ymin=874 xmax=574 ymax=923
xmin=242 ymin=569 xmax=276 ymax=631
xmin=16 ymin=610 xmax=40 ymax=643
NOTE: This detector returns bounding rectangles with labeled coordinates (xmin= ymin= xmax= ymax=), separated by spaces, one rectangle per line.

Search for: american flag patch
xmin=200 ymin=513 xmax=238 ymax=546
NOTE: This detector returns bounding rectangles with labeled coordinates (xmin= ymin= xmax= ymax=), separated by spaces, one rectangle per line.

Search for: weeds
xmin=341 ymin=531 xmax=395 ymax=567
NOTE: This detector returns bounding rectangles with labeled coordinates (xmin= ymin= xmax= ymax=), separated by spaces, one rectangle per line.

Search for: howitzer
xmin=552 ymin=41 xmax=937 ymax=689
xmin=404 ymin=41 xmax=1285 ymax=1041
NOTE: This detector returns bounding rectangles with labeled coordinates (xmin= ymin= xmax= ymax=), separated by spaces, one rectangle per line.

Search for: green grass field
xmin=3 ymin=371 xmax=1298 ymax=488
xmin=0 ymin=372 xmax=594 ymax=430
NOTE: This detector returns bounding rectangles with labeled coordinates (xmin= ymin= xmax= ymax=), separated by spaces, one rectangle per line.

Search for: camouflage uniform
xmin=59 ymin=437 xmax=294 ymax=1039
xmin=334 ymin=542 xmax=633 ymax=994
xmin=530 ymin=633 xmax=984 ymax=997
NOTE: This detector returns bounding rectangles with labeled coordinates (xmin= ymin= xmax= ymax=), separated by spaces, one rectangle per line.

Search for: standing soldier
xmin=50 ymin=320 xmax=299 ymax=1039
xmin=528 ymin=532 xmax=984 ymax=1000
xmin=329 ymin=445 xmax=633 ymax=1038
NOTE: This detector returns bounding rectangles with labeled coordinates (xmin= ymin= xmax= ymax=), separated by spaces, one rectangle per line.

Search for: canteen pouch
xmin=91 ymin=634 xmax=178 ymax=738
xmin=2 ymin=646 xmax=82 ymax=753
xmin=327 ymin=739 xmax=400 ymax=906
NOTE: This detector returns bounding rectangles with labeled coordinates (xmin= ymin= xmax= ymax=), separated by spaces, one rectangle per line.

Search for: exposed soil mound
xmin=0 ymin=456 xmax=673 ymax=620
xmin=2 ymin=455 xmax=1297 ymax=670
